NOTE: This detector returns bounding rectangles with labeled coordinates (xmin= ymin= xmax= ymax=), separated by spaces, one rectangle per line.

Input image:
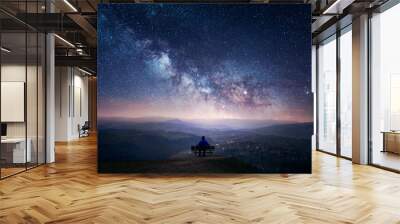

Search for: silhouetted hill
xmin=98 ymin=118 xmax=312 ymax=173
xmin=98 ymin=117 xmax=296 ymax=130
xmin=99 ymin=118 xmax=312 ymax=136
xmin=98 ymin=129 xmax=202 ymax=161
xmin=252 ymin=122 xmax=313 ymax=139
xmin=189 ymin=118 xmax=289 ymax=130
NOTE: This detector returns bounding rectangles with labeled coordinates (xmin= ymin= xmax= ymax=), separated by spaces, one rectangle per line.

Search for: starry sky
xmin=98 ymin=4 xmax=312 ymax=122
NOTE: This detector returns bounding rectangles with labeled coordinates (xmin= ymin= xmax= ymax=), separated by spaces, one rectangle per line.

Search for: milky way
xmin=98 ymin=4 xmax=312 ymax=122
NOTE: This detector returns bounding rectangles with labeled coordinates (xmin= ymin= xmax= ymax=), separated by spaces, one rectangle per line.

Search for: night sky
xmin=98 ymin=4 xmax=312 ymax=122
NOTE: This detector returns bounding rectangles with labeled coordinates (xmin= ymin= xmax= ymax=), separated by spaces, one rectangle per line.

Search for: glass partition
xmin=1 ymin=31 xmax=28 ymax=177
xmin=0 ymin=2 xmax=46 ymax=179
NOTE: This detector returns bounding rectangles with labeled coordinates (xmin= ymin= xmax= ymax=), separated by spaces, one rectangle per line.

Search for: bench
xmin=191 ymin=145 xmax=215 ymax=157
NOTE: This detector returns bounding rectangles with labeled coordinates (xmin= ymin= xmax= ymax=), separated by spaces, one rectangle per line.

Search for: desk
xmin=1 ymin=138 xmax=31 ymax=163
xmin=382 ymin=131 xmax=400 ymax=154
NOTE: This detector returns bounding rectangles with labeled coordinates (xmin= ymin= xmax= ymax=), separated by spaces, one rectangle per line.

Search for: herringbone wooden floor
xmin=1 ymin=135 xmax=400 ymax=224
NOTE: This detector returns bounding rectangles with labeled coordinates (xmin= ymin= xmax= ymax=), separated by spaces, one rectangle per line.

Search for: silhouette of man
xmin=197 ymin=136 xmax=209 ymax=157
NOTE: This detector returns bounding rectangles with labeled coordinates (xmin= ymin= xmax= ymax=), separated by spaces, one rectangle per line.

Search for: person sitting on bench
xmin=197 ymin=136 xmax=209 ymax=157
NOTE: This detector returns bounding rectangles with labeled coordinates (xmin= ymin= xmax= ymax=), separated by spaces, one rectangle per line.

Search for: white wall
xmin=55 ymin=67 xmax=89 ymax=141
xmin=72 ymin=73 xmax=89 ymax=138
xmin=1 ymin=64 xmax=42 ymax=137
xmin=1 ymin=65 xmax=27 ymax=139
xmin=55 ymin=67 xmax=70 ymax=141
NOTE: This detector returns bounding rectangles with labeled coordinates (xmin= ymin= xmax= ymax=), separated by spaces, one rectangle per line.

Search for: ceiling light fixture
xmin=54 ymin=34 xmax=75 ymax=48
xmin=63 ymin=0 xmax=78 ymax=12
xmin=76 ymin=48 xmax=86 ymax=56
xmin=322 ymin=0 xmax=341 ymax=14
xmin=322 ymin=0 xmax=354 ymax=15
xmin=1 ymin=47 xmax=11 ymax=53
xmin=78 ymin=67 xmax=93 ymax=76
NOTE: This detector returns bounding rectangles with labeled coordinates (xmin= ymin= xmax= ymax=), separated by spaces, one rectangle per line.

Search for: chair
xmin=78 ymin=121 xmax=90 ymax=138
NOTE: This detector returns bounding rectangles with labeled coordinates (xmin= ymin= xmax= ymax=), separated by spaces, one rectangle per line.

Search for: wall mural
xmin=98 ymin=4 xmax=312 ymax=173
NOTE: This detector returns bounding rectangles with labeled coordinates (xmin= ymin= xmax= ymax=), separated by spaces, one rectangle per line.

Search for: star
xmin=98 ymin=4 xmax=312 ymax=122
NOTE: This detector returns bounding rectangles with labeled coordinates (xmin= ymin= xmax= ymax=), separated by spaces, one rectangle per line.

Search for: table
xmin=382 ymin=131 xmax=400 ymax=154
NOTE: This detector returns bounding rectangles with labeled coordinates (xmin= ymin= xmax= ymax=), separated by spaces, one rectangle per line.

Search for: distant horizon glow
xmin=98 ymin=98 xmax=312 ymax=122
xmin=98 ymin=95 xmax=312 ymax=122
xmin=98 ymin=4 xmax=312 ymax=123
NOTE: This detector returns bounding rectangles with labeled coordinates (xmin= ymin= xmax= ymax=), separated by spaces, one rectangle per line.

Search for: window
xmin=317 ymin=35 xmax=337 ymax=154
xmin=339 ymin=27 xmax=352 ymax=158
xmin=370 ymin=2 xmax=400 ymax=171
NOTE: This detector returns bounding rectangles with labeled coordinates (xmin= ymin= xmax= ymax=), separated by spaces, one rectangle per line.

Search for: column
xmin=352 ymin=14 xmax=369 ymax=164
